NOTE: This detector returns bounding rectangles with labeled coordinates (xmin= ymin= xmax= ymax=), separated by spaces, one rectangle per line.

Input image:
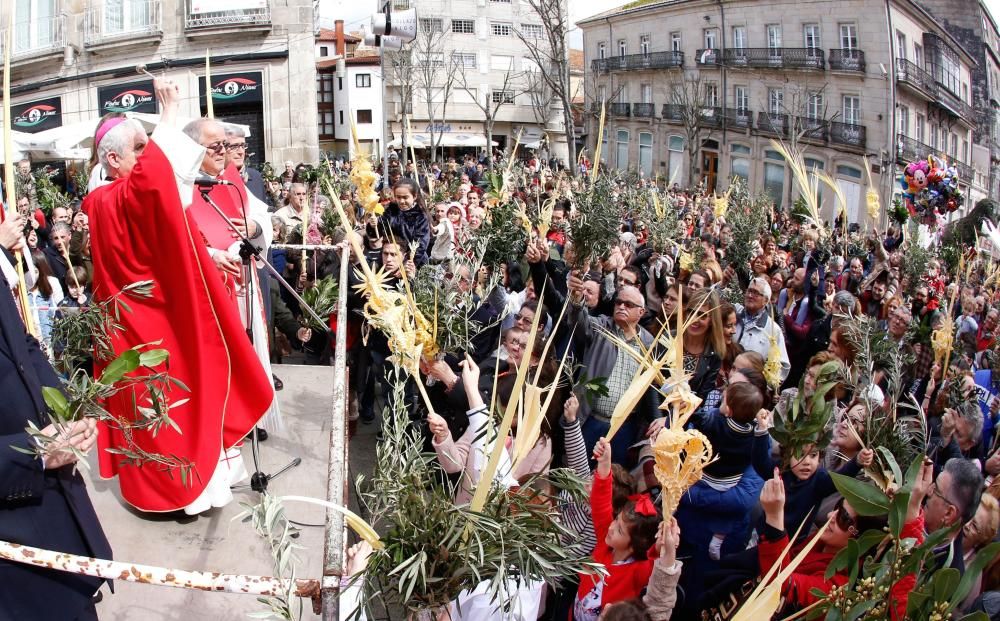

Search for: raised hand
xmin=760 ymin=467 xmax=786 ymax=531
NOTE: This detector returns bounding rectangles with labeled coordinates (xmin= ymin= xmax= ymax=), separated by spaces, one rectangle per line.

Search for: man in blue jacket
xmin=0 ymin=249 xmax=111 ymax=620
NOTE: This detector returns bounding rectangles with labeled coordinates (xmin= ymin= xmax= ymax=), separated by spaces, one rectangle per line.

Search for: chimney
xmin=335 ymin=19 xmax=345 ymax=57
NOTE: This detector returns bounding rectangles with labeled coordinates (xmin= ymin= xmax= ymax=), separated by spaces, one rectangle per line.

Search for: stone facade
xmin=579 ymin=0 xmax=982 ymax=223
xmin=1 ymin=0 xmax=319 ymax=167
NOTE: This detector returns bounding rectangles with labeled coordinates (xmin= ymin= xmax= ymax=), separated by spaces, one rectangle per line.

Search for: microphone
xmin=194 ymin=175 xmax=233 ymax=188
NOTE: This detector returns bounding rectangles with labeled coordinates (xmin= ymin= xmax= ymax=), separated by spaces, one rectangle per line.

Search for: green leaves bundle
xmin=769 ymin=361 xmax=842 ymax=462
xmin=568 ymin=176 xmax=624 ymax=270
xmin=301 ymin=275 xmax=339 ymax=332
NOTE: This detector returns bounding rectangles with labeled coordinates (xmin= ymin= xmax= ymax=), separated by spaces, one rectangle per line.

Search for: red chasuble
xmin=84 ymin=140 xmax=272 ymax=512
xmin=187 ymin=164 xmax=249 ymax=251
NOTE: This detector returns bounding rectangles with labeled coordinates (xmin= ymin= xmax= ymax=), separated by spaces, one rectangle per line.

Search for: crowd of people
xmin=4 ymin=86 xmax=1000 ymax=619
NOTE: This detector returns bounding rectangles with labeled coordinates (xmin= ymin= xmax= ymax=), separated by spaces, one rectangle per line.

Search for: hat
xmin=447 ymin=202 xmax=466 ymax=220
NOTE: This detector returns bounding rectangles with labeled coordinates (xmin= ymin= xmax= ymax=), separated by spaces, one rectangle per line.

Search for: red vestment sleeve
xmin=84 ymin=140 xmax=272 ymax=513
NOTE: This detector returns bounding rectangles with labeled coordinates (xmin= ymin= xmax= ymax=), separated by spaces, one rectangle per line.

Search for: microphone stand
xmin=198 ymin=186 xmax=327 ymax=494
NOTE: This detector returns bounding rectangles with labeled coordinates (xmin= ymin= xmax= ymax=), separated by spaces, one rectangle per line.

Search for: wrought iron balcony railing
xmin=895 ymin=58 xmax=937 ymax=99
xmin=724 ymin=47 xmax=825 ymax=70
xmin=662 ymin=103 xmax=684 ymax=122
xmin=185 ymin=1 xmax=271 ymax=29
xmin=933 ymin=84 xmax=976 ymax=123
xmin=797 ymin=116 xmax=828 ymax=141
xmin=632 ymin=103 xmax=655 ymax=118
xmin=896 ymin=134 xmax=932 ymax=162
xmin=610 ymin=102 xmax=631 ymax=117
xmin=695 ymin=48 xmax=723 ymax=66
xmin=828 ymin=48 xmax=865 ymax=73
xmin=757 ymin=111 xmax=789 ymax=135
xmin=0 ymin=15 xmax=66 ymax=58
xmin=85 ymin=0 xmax=163 ymax=46
xmin=829 ymin=120 xmax=866 ymax=148
xmin=592 ymin=51 xmax=684 ymax=73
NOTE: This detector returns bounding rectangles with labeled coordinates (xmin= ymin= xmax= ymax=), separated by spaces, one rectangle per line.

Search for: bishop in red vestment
xmin=84 ymin=80 xmax=272 ymax=513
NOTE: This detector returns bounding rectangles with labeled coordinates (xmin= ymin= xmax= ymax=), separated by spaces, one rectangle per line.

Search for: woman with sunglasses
xmin=754 ymin=460 xmax=932 ymax=618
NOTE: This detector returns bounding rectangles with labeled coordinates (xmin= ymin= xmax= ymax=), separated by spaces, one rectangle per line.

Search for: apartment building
xmin=2 ymin=0 xmax=318 ymax=167
xmin=383 ymin=0 xmax=569 ymax=161
xmin=579 ymin=0 xmax=981 ymax=224
xmin=316 ymin=21 xmax=383 ymax=158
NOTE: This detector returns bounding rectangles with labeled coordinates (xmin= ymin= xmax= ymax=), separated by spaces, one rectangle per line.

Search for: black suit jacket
xmin=42 ymin=244 xmax=68 ymax=291
xmin=0 ymin=271 xmax=112 ymax=621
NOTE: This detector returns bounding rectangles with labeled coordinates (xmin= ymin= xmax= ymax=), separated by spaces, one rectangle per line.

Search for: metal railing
xmin=0 ymin=15 xmax=65 ymax=58
xmin=695 ymin=48 xmax=723 ymax=66
xmin=592 ymin=50 xmax=684 ymax=73
xmin=954 ymin=160 xmax=975 ymax=183
xmin=185 ymin=1 xmax=271 ymax=29
xmin=829 ymin=120 xmax=866 ymax=148
xmin=934 ymin=84 xmax=976 ymax=123
xmin=757 ymin=111 xmax=789 ymax=135
xmin=895 ymin=58 xmax=937 ymax=98
xmin=85 ymin=0 xmax=162 ymax=46
xmin=632 ymin=103 xmax=655 ymax=118
xmin=724 ymin=47 xmax=825 ymax=70
xmin=662 ymin=103 xmax=684 ymax=122
xmin=828 ymin=48 xmax=865 ymax=72
xmin=797 ymin=116 xmax=828 ymax=141
xmin=610 ymin=102 xmax=631 ymax=116
xmin=896 ymin=134 xmax=932 ymax=162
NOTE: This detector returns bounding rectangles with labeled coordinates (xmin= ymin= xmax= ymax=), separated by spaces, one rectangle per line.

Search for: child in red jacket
xmin=574 ymin=438 xmax=661 ymax=621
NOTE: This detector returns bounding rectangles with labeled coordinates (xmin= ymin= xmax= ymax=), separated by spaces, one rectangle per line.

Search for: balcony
xmin=662 ymin=103 xmax=684 ymax=122
xmin=702 ymin=106 xmax=754 ymax=130
xmin=695 ymin=49 xmax=723 ymax=67
xmin=185 ymin=1 xmax=271 ymax=33
xmin=0 ymin=15 xmax=66 ymax=63
xmin=632 ymin=103 xmax=655 ymax=118
xmin=592 ymin=51 xmax=684 ymax=73
xmin=797 ymin=116 xmax=828 ymax=141
xmin=85 ymin=0 xmax=163 ymax=50
xmin=933 ymin=84 xmax=976 ymax=125
xmin=829 ymin=121 xmax=866 ymax=149
xmin=954 ymin=160 xmax=975 ymax=183
xmin=895 ymin=58 xmax=937 ymax=100
xmin=610 ymin=102 xmax=631 ymax=117
xmin=896 ymin=134 xmax=932 ymax=162
xmin=828 ymin=48 xmax=865 ymax=73
xmin=757 ymin=111 xmax=789 ymax=135
xmin=724 ymin=47 xmax=825 ymax=70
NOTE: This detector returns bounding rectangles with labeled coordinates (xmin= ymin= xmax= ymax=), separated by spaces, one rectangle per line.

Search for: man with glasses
xmin=224 ymin=124 xmax=266 ymax=204
xmin=923 ymin=458 xmax=984 ymax=573
xmin=564 ymin=275 xmax=659 ymax=464
xmin=734 ymin=276 xmax=789 ymax=382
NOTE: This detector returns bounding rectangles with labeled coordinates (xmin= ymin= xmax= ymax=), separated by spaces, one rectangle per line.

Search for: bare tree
xmin=384 ymin=48 xmax=416 ymax=171
xmin=523 ymin=65 xmax=558 ymax=162
xmin=584 ymin=70 xmax=623 ymax=171
xmin=661 ymin=72 xmax=710 ymax=188
xmin=515 ymin=0 xmax=576 ymax=172
xmin=412 ymin=21 xmax=457 ymax=163
xmin=457 ymin=62 xmax=522 ymax=169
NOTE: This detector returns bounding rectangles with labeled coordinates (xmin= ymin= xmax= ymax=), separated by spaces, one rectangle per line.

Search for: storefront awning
xmin=390 ymin=133 xmax=497 ymax=148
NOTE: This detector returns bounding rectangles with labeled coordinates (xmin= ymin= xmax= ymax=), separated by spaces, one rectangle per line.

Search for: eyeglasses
xmin=834 ymin=498 xmax=859 ymax=535
xmin=617 ymin=277 xmax=638 ymax=287
xmin=746 ymin=289 xmax=766 ymax=298
xmin=614 ymin=299 xmax=643 ymax=310
xmin=205 ymin=141 xmax=227 ymax=154
xmin=227 ymin=142 xmax=247 ymax=152
xmin=930 ymin=481 xmax=957 ymax=508
xmin=515 ymin=313 xmax=533 ymax=323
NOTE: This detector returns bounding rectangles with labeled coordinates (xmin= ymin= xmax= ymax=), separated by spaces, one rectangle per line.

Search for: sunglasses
xmin=834 ymin=498 xmax=858 ymax=535
xmin=614 ymin=299 xmax=643 ymax=310
xmin=205 ymin=141 xmax=227 ymax=154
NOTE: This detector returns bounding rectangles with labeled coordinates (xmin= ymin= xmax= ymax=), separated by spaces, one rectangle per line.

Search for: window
xmin=521 ymin=57 xmax=539 ymax=72
xmin=950 ymin=132 xmax=958 ymax=157
xmin=420 ymin=53 xmax=445 ymax=68
xmin=640 ymin=34 xmax=650 ymax=55
xmin=731 ymin=143 xmax=751 ymax=154
xmin=420 ymin=18 xmax=443 ymax=33
xmin=914 ymin=43 xmax=923 ymax=68
xmin=490 ymin=54 xmax=514 ymax=71
xmin=339 ymin=110 xmax=343 ymax=125
xmin=319 ymin=45 xmax=329 ymax=57
xmin=939 ymin=54 xmax=960 ymax=95
xmin=641 ymin=83 xmax=652 ymax=104
xmin=520 ymin=23 xmax=543 ymax=38
xmin=317 ymin=73 xmax=334 ymax=103
xmin=491 ymin=90 xmax=515 ymax=104
xmin=490 ymin=0 xmax=511 ymax=2
xmin=317 ymin=72 xmax=335 ymax=139
xmin=16 ymin=0 xmax=57 ymax=52
xmin=598 ymin=85 xmax=606 ymax=102
xmin=616 ymin=129 xmax=630 ymax=169
xmin=356 ymin=73 xmax=371 ymax=88
xmin=804 ymin=157 xmax=824 ymax=170
xmin=767 ymin=25 xmax=782 ymax=50
xmin=491 ymin=22 xmax=513 ymax=37
xmin=735 ymin=86 xmax=749 ymax=112
xmin=804 ymin=24 xmax=821 ymax=50
xmin=601 ymin=127 xmax=608 ymax=161
xmin=668 ymin=135 xmax=684 ymax=181
xmin=897 ymin=105 xmax=908 ymax=136
xmin=915 ymin=113 xmax=925 ymax=142
xmin=453 ymin=52 xmax=477 ymax=68
xmin=839 ymin=23 xmax=857 ymax=50
xmin=807 ymin=92 xmax=823 ymax=120
xmin=102 ymin=0 xmax=155 ymax=37
xmin=769 ymin=88 xmax=784 ymax=114
xmin=639 ymin=132 xmax=653 ymax=177
xmin=452 ymin=19 xmax=475 ymax=34
xmin=930 ymin=124 xmax=938 ymax=149
xmin=618 ymin=39 xmax=627 ymax=56
xmin=843 ymin=95 xmax=860 ymax=125
xmin=337 ymin=77 xmax=343 ymax=90
xmin=835 ymin=171 xmax=862 ymax=223
xmin=598 ymin=42 xmax=607 ymax=59
xmin=731 ymin=157 xmax=750 ymax=183
xmin=705 ymin=82 xmax=719 ymax=107
xmin=671 ymin=32 xmax=681 ymax=52
xmin=764 ymin=162 xmax=785 ymax=206
xmin=895 ymin=30 xmax=906 ymax=60
xmin=704 ymin=29 xmax=718 ymax=50
xmin=356 ymin=109 xmax=373 ymax=124
xmin=317 ymin=111 xmax=333 ymax=136
xmin=732 ymin=26 xmax=747 ymax=50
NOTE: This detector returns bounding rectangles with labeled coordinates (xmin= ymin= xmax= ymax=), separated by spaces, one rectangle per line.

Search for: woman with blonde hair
xmin=681 ymin=288 xmax=726 ymax=400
